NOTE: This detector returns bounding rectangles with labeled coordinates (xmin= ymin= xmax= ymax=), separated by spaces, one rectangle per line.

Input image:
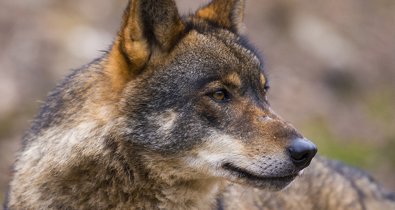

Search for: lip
xmin=222 ymin=163 xmax=298 ymax=183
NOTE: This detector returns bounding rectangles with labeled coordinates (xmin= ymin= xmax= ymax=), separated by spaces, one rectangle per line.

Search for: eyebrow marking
xmin=224 ymin=72 xmax=242 ymax=88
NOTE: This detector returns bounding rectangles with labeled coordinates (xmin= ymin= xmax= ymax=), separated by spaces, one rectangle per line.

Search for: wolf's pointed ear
xmin=196 ymin=0 xmax=245 ymax=33
xmin=110 ymin=0 xmax=184 ymax=79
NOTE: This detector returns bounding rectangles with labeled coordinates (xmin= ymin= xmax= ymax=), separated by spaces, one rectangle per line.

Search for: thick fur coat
xmin=6 ymin=0 xmax=394 ymax=209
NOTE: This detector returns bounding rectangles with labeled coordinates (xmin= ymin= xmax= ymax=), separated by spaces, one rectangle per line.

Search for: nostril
xmin=289 ymin=150 xmax=309 ymax=161
xmin=288 ymin=138 xmax=317 ymax=168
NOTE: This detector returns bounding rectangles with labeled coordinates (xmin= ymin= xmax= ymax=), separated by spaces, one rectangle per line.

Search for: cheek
xmin=182 ymin=132 xmax=246 ymax=171
xmin=195 ymin=97 xmax=253 ymax=129
xmin=151 ymin=110 xmax=178 ymax=134
xmin=198 ymin=133 xmax=245 ymax=162
xmin=149 ymin=109 xmax=210 ymax=153
xmin=195 ymin=99 xmax=223 ymax=126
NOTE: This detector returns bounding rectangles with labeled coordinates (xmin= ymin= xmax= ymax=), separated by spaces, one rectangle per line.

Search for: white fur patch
xmin=259 ymin=116 xmax=274 ymax=123
xmin=182 ymin=130 xmax=292 ymax=178
xmin=183 ymin=131 xmax=246 ymax=177
xmin=17 ymin=121 xmax=105 ymax=169
xmin=154 ymin=110 xmax=178 ymax=133
xmin=197 ymin=133 xmax=244 ymax=164
xmin=11 ymin=119 xmax=119 ymax=207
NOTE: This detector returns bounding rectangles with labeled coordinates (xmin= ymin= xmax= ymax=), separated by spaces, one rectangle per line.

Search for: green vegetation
xmin=382 ymin=136 xmax=395 ymax=166
xmin=365 ymin=89 xmax=395 ymax=126
xmin=301 ymin=118 xmax=378 ymax=168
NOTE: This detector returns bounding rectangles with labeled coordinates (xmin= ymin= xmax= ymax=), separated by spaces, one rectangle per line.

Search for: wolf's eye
xmin=210 ymin=89 xmax=229 ymax=102
xmin=260 ymin=74 xmax=270 ymax=95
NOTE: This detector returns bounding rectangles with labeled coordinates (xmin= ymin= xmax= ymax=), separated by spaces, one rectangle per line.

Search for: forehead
xmin=170 ymin=29 xmax=265 ymax=80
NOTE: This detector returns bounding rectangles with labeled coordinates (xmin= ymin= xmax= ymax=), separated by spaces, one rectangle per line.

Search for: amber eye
xmin=260 ymin=74 xmax=270 ymax=94
xmin=210 ymin=89 xmax=229 ymax=102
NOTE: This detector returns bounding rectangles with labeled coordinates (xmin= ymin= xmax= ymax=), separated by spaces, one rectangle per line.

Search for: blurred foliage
xmin=365 ymin=89 xmax=395 ymax=124
xmin=383 ymin=137 xmax=395 ymax=166
xmin=302 ymin=118 xmax=378 ymax=168
xmin=302 ymin=85 xmax=395 ymax=185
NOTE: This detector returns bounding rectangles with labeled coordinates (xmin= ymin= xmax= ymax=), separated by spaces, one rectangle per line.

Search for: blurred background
xmin=1 ymin=0 xmax=394 ymax=203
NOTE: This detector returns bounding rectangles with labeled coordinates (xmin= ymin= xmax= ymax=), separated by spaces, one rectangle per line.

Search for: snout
xmin=288 ymin=138 xmax=317 ymax=169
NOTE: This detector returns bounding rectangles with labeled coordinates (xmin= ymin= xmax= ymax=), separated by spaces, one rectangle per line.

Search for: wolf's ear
xmin=111 ymin=0 xmax=184 ymax=77
xmin=196 ymin=0 xmax=245 ymax=33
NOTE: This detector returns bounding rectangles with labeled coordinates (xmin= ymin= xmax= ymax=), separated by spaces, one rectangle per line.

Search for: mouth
xmin=222 ymin=163 xmax=298 ymax=189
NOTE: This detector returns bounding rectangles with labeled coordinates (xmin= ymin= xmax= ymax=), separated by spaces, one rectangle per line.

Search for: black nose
xmin=288 ymin=138 xmax=317 ymax=168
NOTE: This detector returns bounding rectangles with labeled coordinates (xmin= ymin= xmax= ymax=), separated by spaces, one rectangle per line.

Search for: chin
xmin=246 ymin=175 xmax=297 ymax=191
xmin=221 ymin=162 xmax=299 ymax=191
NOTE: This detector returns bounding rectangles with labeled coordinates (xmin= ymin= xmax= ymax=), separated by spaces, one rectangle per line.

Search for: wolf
xmin=5 ymin=0 xmax=395 ymax=209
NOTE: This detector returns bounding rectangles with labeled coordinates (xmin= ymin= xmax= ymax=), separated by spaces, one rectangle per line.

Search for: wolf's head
xmin=107 ymin=0 xmax=317 ymax=191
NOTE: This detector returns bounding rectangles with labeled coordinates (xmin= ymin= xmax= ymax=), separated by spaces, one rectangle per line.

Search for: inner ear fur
xmin=196 ymin=0 xmax=245 ymax=33
xmin=108 ymin=0 xmax=184 ymax=87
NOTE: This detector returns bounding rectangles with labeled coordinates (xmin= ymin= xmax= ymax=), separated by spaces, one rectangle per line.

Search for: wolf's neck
xmin=98 ymin=141 xmax=225 ymax=209
xmin=134 ymin=177 xmax=223 ymax=210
